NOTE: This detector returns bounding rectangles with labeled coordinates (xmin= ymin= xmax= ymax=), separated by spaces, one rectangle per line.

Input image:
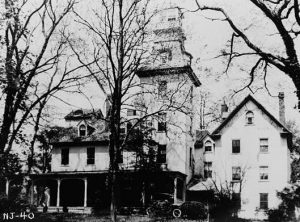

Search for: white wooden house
xmin=29 ymin=7 xmax=201 ymax=213
xmin=190 ymin=94 xmax=292 ymax=220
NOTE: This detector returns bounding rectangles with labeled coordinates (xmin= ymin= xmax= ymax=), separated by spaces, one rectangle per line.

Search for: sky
xmin=15 ymin=0 xmax=300 ymax=130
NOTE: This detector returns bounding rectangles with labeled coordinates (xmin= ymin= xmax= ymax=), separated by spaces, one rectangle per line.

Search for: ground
xmin=10 ymin=213 xmax=206 ymax=222
xmin=6 ymin=213 xmax=264 ymax=222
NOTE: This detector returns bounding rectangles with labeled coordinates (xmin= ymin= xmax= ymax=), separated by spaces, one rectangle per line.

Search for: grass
xmin=27 ymin=213 xmax=208 ymax=222
xmin=22 ymin=213 xmax=265 ymax=222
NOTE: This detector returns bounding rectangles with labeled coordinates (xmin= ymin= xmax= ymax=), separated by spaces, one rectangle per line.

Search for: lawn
xmin=10 ymin=212 xmax=264 ymax=222
xmin=21 ymin=213 xmax=208 ymax=222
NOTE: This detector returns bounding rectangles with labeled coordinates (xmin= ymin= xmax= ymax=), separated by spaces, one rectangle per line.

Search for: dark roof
xmin=136 ymin=66 xmax=201 ymax=87
xmin=212 ymin=94 xmax=291 ymax=135
xmin=194 ymin=130 xmax=210 ymax=148
xmin=50 ymin=118 xmax=109 ymax=145
xmin=196 ymin=130 xmax=209 ymax=142
xmin=65 ymin=109 xmax=103 ymax=121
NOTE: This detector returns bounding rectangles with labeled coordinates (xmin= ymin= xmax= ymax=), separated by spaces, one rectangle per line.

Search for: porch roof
xmin=30 ymin=170 xmax=187 ymax=179
xmin=188 ymin=179 xmax=215 ymax=191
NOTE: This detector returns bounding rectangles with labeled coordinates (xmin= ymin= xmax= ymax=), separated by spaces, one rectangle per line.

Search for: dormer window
xmin=79 ymin=124 xmax=87 ymax=137
xmin=246 ymin=111 xmax=254 ymax=124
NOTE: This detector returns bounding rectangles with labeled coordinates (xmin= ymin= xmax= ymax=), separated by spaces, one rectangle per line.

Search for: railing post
xmin=84 ymin=178 xmax=88 ymax=207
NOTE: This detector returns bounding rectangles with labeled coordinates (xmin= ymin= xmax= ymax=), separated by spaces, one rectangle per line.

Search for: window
xmin=232 ymin=193 xmax=241 ymax=209
xmin=158 ymin=81 xmax=167 ymax=99
xmin=127 ymin=122 xmax=133 ymax=132
xmin=246 ymin=111 xmax=254 ymax=124
xmin=79 ymin=124 xmax=86 ymax=137
xmin=87 ymin=147 xmax=95 ymax=165
xmin=168 ymin=17 xmax=176 ymax=21
xmin=204 ymin=141 xmax=213 ymax=152
xmin=189 ymin=147 xmax=193 ymax=167
xmin=260 ymin=138 xmax=269 ymax=153
xmin=232 ymin=140 xmax=240 ymax=154
xmin=157 ymin=144 xmax=167 ymax=163
xmin=117 ymin=151 xmax=123 ymax=163
xmin=260 ymin=193 xmax=268 ymax=210
xmin=204 ymin=162 xmax=213 ymax=179
xmin=232 ymin=166 xmax=241 ymax=181
xmin=259 ymin=166 xmax=269 ymax=180
xmin=176 ymin=179 xmax=184 ymax=200
xmin=161 ymin=52 xmax=169 ymax=64
xmin=158 ymin=113 xmax=167 ymax=132
xmin=61 ymin=148 xmax=69 ymax=165
xmin=127 ymin=109 xmax=137 ymax=116
xmin=120 ymin=127 xmax=126 ymax=135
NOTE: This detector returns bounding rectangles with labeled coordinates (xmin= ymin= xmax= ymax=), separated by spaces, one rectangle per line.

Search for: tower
xmin=136 ymin=7 xmax=201 ymax=199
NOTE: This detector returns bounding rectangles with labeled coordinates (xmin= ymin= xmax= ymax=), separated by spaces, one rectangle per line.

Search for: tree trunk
xmin=109 ymin=87 xmax=122 ymax=222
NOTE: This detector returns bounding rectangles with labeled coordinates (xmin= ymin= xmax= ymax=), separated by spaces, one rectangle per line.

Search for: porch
xmin=30 ymin=170 xmax=186 ymax=213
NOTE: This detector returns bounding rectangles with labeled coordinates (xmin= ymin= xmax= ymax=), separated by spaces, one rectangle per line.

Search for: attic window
xmin=168 ymin=17 xmax=176 ymax=21
xmin=246 ymin=111 xmax=254 ymax=124
xmin=204 ymin=141 xmax=212 ymax=152
xmin=79 ymin=124 xmax=87 ymax=137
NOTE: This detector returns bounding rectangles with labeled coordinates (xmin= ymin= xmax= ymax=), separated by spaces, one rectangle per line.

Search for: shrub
xmin=0 ymin=193 xmax=36 ymax=214
xmin=181 ymin=201 xmax=207 ymax=219
xmin=146 ymin=200 xmax=173 ymax=217
xmin=267 ymin=204 xmax=297 ymax=222
xmin=267 ymin=185 xmax=300 ymax=222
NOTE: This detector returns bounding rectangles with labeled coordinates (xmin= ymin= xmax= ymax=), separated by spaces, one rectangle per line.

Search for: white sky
xmin=8 ymin=0 xmax=299 ymax=129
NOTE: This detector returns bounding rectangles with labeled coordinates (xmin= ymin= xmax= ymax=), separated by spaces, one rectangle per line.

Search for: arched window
xmin=246 ymin=111 xmax=254 ymax=124
xmin=79 ymin=124 xmax=86 ymax=137
xmin=204 ymin=141 xmax=212 ymax=152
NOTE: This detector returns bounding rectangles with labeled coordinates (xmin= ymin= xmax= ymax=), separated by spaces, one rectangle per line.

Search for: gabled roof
xmin=212 ymin=94 xmax=291 ymax=136
xmin=194 ymin=130 xmax=210 ymax=148
xmin=196 ymin=130 xmax=210 ymax=142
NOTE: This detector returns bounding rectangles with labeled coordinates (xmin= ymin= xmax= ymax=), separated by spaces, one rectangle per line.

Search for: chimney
xmin=221 ymin=102 xmax=229 ymax=121
xmin=278 ymin=92 xmax=285 ymax=124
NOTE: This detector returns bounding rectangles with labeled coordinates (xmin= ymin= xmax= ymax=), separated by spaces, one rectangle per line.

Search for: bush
xmin=268 ymin=204 xmax=297 ymax=222
xmin=180 ymin=201 xmax=207 ymax=219
xmin=146 ymin=200 xmax=173 ymax=217
xmin=0 ymin=193 xmax=36 ymax=214
xmin=267 ymin=185 xmax=300 ymax=222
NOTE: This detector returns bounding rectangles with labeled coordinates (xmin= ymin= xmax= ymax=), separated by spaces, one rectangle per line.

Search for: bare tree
xmin=0 ymin=0 xmax=91 ymax=159
xmin=69 ymin=1 xmax=199 ymax=220
xmin=193 ymin=0 xmax=300 ymax=104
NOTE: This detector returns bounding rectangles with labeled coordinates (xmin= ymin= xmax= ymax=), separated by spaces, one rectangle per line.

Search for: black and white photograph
xmin=1 ymin=0 xmax=300 ymax=221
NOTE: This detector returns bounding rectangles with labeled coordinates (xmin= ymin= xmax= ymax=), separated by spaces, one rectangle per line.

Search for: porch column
xmin=183 ymin=179 xmax=186 ymax=202
xmin=174 ymin=177 xmax=177 ymax=204
xmin=56 ymin=179 xmax=61 ymax=207
xmin=84 ymin=178 xmax=87 ymax=207
xmin=5 ymin=178 xmax=9 ymax=197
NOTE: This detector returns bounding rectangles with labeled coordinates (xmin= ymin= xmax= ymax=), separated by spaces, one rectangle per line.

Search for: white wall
xmin=139 ymin=73 xmax=196 ymax=178
xmin=211 ymin=100 xmax=290 ymax=219
xmin=51 ymin=145 xmax=136 ymax=172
